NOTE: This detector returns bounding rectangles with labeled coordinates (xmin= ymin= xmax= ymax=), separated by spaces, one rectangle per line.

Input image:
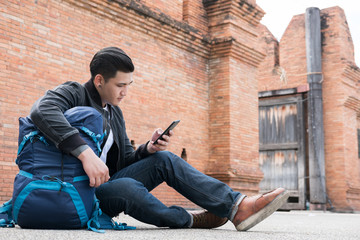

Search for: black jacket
xmin=30 ymin=79 xmax=151 ymax=176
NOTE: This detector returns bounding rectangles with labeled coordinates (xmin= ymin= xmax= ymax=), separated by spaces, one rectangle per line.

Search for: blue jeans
xmin=95 ymin=151 xmax=243 ymax=228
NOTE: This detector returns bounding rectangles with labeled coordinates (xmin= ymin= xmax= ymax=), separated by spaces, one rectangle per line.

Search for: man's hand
xmin=147 ymin=128 xmax=173 ymax=154
xmin=77 ymin=148 xmax=110 ymax=187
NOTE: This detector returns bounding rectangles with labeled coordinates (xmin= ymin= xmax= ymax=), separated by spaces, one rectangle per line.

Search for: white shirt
xmin=100 ymin=105 xmax=114 ymax=163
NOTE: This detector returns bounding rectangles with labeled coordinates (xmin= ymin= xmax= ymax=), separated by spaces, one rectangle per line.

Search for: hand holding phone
xmin=153 ymin=120 xmax=180 ymax=145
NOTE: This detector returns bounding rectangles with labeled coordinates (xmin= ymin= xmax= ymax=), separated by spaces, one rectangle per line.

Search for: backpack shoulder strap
xmin=0 ymin=199 xmax=15 ymax=228
xmin=79 ymin=126 xmax=106 ymax=153
xmin=16 ymin=130 xmax=49 ymax=164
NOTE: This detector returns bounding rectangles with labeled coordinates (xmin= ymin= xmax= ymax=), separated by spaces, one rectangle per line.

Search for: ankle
xmin=229 ymin=195 xmax=246 ymax=222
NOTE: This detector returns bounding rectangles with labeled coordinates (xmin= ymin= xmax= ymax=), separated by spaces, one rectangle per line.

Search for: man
xmin=30 ymin=47 xmax=289 ymax=230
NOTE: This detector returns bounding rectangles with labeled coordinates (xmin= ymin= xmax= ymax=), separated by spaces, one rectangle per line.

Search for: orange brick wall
xmin=257 ymin=24 xmax=279 ymax=90
xmin=229 ymin=59 xmax=262 ymax=193
xmin=321 ymin=8 xmax=351 ymax=211
xmin=258 ymin=14 xmax=308 ymax=92
xmin=208 ymin=56 xmax=231 ymax=174
xmin=0 ymin=0 xmax=210 ymax=208
xmin=1 ymin=1 xmax=359 ymax=212
xmin=141 ymin=0 xmax=183 ymax=21
xmin=257 ymin=6 xmax=360 ymax=211
xmin=204 ymin=0 xmax=265 ymax=196
xmin=1 ymin=0 xmax=267 ymax=209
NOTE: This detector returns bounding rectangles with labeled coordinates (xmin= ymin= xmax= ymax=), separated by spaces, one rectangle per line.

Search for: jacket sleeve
xmin=30 ymin=81 xmax=87 ymax=154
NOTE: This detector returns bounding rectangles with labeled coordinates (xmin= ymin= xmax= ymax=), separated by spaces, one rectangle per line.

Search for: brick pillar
xmin=320 ymin=7 xmax=360 ymax=212
xmin=203 ymin=0 xmax=265 ymax=195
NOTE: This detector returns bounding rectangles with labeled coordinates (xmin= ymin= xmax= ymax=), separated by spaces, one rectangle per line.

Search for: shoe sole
xmin=235 ymin=190 xmax=290 ymax=231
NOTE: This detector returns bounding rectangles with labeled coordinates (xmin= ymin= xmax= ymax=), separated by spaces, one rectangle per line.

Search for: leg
xmin=109 ymin=151 xmax=243 ymax=219
xmin=95 ymin=177 xmax=192 ymax=228
xmin=97 ymin=151 xmax=289 ymax=230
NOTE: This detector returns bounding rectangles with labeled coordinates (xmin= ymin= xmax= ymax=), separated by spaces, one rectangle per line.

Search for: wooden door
xmin=259 ymin=94 xmax=306 ymax=210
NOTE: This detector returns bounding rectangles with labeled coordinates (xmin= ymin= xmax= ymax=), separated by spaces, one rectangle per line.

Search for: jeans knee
xmin=152 ymin=151 xmax=180 ymax=166
xmin=153 ymin=150 xmax=172 ymax=159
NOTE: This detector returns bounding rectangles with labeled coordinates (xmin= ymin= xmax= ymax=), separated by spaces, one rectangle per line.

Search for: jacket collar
xmin=84 ymin=79 xmax=103 ymax=107
xmin=84 ymin=79 xmax=114 ymax=120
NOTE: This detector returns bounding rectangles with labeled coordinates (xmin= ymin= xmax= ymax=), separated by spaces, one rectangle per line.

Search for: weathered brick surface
xmin=204 ymin=0 xmax=265 ymax=195
xmin=322 ymin=7 xmax=360 ymax=212
xmin=257 ymin=6 xmax=360 ymax=211
xmin=1 ymin=1 xmax=359 ymax=212
xmin=0 ymin=0 xmax=210 ymax=208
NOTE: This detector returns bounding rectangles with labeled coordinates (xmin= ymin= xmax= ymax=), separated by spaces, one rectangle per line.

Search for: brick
xmin=257 ymin=6 xmax=360 ymax=211
xmin=0 ymin=1 xmax=359 ymax=212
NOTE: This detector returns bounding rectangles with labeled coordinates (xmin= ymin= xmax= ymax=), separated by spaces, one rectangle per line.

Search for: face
xmin=95 ymin=71 xmax=133 ymax=107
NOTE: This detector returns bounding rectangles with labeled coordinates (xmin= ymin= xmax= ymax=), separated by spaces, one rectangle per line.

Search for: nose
xmin=121 ymin=86 xmax=128 ymax=96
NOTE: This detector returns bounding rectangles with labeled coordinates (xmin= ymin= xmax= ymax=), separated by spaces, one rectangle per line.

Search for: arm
xmin=30 ymin=81 xmax=109 ymax=187
xmin=123 ymin=126 xmax=173 ymax=167
xmin=30 ymin=81 xmax=87 ymax=153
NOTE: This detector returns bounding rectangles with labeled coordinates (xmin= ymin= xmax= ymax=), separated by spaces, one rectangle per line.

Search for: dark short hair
xmin=90 ymin=47 xmax=134 ymax=82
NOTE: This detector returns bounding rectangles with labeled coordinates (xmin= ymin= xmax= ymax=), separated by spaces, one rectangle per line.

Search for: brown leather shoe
xmin=232 ymin=188 xmax=289 ymax=231
xmin=189 ymin=210 xmax=228 ymax=229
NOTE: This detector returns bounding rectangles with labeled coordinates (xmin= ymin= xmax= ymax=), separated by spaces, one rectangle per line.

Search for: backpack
xmin=0 ymin=106 xmax=135 ymax=232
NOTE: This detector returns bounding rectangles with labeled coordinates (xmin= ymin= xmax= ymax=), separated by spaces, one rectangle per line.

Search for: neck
xmin=84 ymin=79 xmax=103 ymax=108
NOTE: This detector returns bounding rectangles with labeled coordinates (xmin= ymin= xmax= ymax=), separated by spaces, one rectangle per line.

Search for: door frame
xmin=258 ymin=89 xmax=307 ymax=210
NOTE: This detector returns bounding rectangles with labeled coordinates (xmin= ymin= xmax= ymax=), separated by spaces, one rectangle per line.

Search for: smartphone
xmin=153 ymin=120 xmax=180 ymax=144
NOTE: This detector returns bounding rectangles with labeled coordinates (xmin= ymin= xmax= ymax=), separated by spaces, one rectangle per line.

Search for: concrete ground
xmin=1 ymin=211 xmax=359 ymax=240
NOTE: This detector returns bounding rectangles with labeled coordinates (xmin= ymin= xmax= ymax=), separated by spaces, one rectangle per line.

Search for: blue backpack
xmin=0 ymin=106 xmax=135 ymax=232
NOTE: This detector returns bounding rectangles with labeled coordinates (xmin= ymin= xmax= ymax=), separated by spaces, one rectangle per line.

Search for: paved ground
xmin=1 ymin=211 xmax=359 ymax=240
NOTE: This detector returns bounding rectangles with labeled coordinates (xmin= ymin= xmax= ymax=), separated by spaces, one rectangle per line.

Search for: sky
xmin=256 ymin=0 xmax=360 ymax=66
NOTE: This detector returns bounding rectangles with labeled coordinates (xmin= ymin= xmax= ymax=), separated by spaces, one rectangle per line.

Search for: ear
xmin=94 ymin=74 xmax=104 ymax=88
